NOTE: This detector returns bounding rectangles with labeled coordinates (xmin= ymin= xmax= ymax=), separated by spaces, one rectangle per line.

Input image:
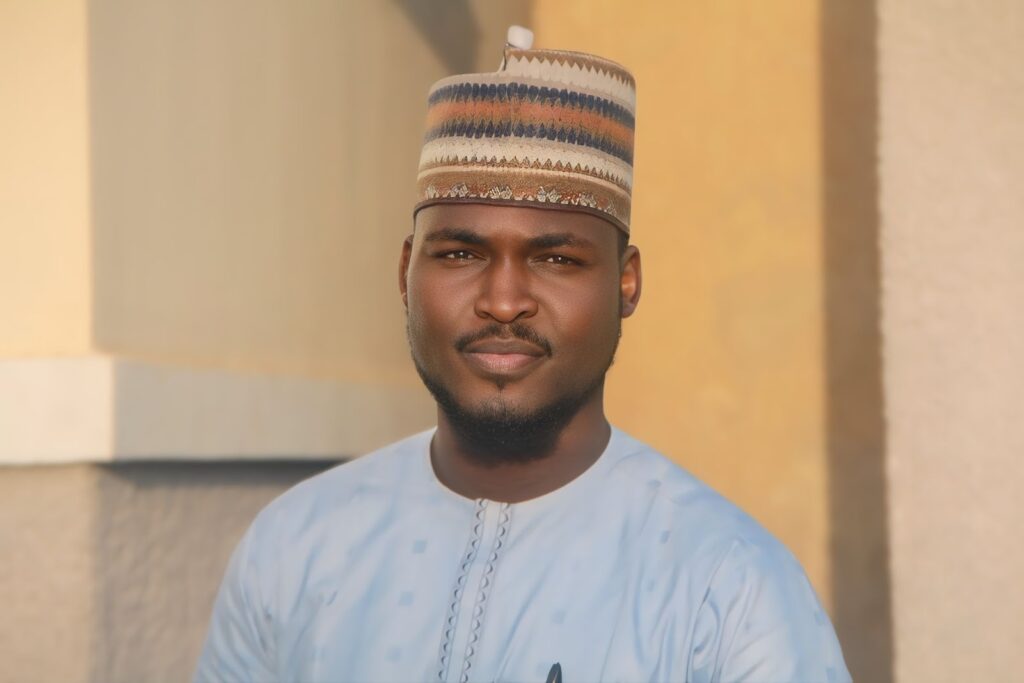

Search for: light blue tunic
xmin=195 ymin=427 xmax=850 ymax=682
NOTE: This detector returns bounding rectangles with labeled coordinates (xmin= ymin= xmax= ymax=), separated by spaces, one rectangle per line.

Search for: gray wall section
xmin=0 ymin=461 xmax=336 ymax=683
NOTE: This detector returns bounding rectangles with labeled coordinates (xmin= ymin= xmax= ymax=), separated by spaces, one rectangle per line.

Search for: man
xmin=196 ymin=27 xmax=850 ymax=682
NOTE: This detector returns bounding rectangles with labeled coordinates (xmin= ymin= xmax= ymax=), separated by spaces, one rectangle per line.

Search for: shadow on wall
xmin=392 ymin=0 xmax=480 ymax=73
xmin=821 ymin=0 xmax=894 ymax=681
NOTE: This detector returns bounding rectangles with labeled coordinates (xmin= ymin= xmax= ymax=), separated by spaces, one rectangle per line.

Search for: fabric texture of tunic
xmin=195 ymin=427 xmax=850 ymax=682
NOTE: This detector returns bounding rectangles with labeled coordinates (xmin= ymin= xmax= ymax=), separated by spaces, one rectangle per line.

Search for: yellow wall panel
xmin=531 ymin=1 xmax=830 ymax=601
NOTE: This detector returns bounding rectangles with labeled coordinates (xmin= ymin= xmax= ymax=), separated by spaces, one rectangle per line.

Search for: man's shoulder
xmin=245 ymin=428 xmax=435 ymax=542
xmin=609 ymin=428 xmax=835 ymax=657
xmin=607 ymin=427 xmax=796 ymax=564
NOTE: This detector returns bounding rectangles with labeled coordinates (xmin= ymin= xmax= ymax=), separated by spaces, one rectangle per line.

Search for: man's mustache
xmin=454 ymin=323 xmax=554 ymax=357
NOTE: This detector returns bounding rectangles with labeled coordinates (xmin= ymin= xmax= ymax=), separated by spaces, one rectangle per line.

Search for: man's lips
xmin=461 ymin=339 xmax=547 ymax=376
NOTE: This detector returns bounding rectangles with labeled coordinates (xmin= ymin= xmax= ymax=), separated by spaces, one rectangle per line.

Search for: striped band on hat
xmin=415 ymin=45 xmax=637 ymax=234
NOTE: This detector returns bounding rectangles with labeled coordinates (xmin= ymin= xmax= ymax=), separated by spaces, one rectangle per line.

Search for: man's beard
xmin=409 ymin=322 xmax=620 ymax=466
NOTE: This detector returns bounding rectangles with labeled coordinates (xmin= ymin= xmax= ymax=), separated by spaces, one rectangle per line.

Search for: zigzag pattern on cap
xmin=415 ymin=45 xmax=637 ymax=233
xmin=504 ymin=48 xmax=636 ymax=108
xmin=419 ymin=139 xmax=632 ymax=194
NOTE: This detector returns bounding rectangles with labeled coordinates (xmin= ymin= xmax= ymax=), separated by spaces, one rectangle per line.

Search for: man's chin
xmin=439 ymin=389 xmax=601 ymax=465
xmin=438 ymin=401 xmax=567 ymax=465
xmin=455 ymin=397 xmax=539 ymax=424
xmin=413 ymin=354 xmax=607 ymax=464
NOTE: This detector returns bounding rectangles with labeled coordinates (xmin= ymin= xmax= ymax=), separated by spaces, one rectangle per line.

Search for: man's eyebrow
xmin=423 ymin=227 xmax=488 ymax=245
xmin=527 ymin=232 xmax=595 ymax=250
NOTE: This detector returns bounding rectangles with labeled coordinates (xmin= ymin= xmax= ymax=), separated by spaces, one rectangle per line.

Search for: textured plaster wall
xmin=0 ymin=462 xmax=331 ymax=682
xmin=879 ymin=1 xmax=1024 ymax=679
xmin=0 ymin=467 xmax=96 ymax=682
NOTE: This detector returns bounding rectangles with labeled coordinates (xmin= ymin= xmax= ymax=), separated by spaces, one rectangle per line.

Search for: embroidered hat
xmin=414 ymin=26 xmax=637 ymax=234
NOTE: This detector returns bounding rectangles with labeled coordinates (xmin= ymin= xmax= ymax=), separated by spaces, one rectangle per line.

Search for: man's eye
xmin=543 ymin=254 xmax=577 ymax=265
xmin=442 ymin=250 xmax=476 ymax=260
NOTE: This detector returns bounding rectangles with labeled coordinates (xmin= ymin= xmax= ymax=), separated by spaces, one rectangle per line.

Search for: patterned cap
xmin=414 ymin=28 xmax=637 ymax=234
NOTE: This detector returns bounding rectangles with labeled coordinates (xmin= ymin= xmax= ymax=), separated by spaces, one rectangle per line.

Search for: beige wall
xmin=87 ymin=0 xmax=430 ymax=384
xmin=0 ymin=0 xmax=93 ymax=355
xmin=531 ymin=0 xmax=831 ymax=609
xmin=879 ymin=1 xmax=1024 ymax=679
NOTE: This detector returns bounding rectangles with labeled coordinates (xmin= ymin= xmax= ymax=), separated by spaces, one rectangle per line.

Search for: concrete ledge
xmin=0 ymin=356 xmax=435 ymax=464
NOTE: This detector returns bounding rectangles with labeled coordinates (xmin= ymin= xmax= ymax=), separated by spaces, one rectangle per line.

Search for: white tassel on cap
xmin=506 ymin=25 xmax=534 ymax=50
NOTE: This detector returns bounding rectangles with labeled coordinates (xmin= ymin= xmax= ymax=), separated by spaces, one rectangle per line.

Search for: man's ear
xmin=620 ymin=245 xmax=642 ymax=318
xmin=399 ymin=234 xmax=413 ymax=311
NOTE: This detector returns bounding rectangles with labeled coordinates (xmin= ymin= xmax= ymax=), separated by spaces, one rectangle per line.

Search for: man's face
xmin=400 ymin=203 xmax=640 ymax=449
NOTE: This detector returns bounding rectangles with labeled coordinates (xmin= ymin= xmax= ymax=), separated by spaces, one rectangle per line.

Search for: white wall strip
xmin=0 ymin=356 xmax=435 ymax=464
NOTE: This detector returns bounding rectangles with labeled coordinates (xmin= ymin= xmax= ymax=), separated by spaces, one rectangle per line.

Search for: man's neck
xmin=429 ymin=396 xmax=611 ymax=504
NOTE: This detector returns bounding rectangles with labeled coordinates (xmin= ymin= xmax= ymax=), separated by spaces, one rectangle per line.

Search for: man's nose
xmin=474 ymin=259 xmax=538 ymax=323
